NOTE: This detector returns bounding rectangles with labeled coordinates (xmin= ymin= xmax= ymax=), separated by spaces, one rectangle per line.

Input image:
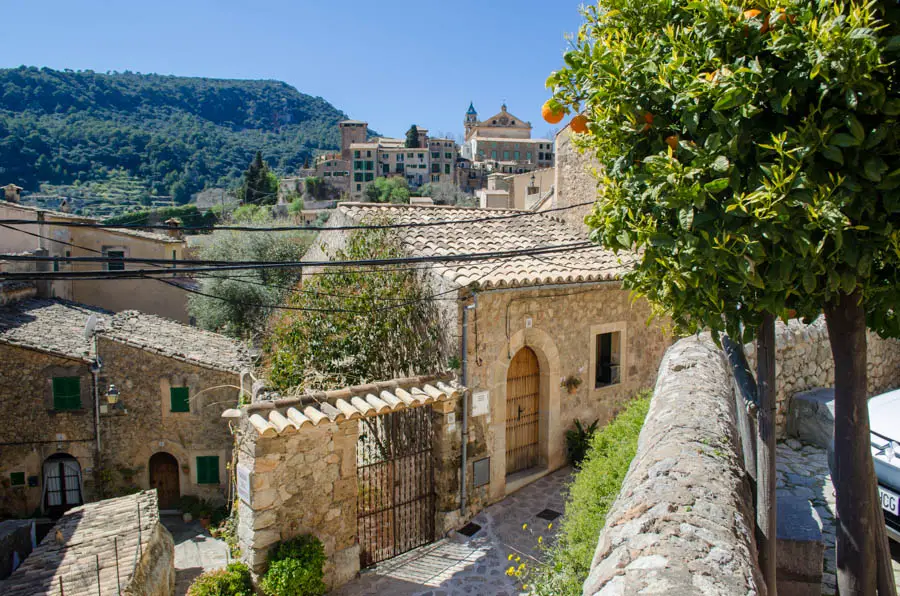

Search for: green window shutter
xmin=10 ymin=472 xmax=25 ymax=486
xmin=170 ymin=387 xmax=190 ymax=413
xmin=52 ymin=377 xmax=81 ymax=410
xmin=197 ymin=456 xmax=220 ymax=484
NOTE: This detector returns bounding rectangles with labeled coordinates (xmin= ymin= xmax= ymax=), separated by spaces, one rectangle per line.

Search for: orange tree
xmin=548 ymin=1 xmax=900 ymax=593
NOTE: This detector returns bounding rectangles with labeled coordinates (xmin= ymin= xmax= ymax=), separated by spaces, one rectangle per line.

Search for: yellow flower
xmin=522 ymin=523 xmax=528 ymax=531
xmin=508 ymin=554 xmax=514 ymax=561
xmin=518 ymin=563 xmax=526 ymax=570
xmin=506 ymin=566 xmax=515 ymax=576
xmin=523 ymin=585 xmax=528 ymax=590
xmin=515 ymin=556 xmax=521 ymax=562
xmin=547 ymin=523 xmax=553 ymax=530
xmin=538 ymin=536 xmax=543 ymax=544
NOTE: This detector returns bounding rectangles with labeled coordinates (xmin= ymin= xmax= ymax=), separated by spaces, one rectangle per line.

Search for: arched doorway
xmin=506 ymin=347 xmax=541 ymax=475
xmin=42 ymin=453 xmax=83 ymax=516
xmin=149 ymin=452 xmax=180 ymax=510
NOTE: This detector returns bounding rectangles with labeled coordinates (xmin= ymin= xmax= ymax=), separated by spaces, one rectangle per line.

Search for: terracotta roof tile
xmin=335 ymin=203 xmax=634 ymax=289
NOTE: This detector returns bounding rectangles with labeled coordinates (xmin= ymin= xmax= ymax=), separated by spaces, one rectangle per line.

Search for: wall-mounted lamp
xmin=106 ymin=384 xmax=121 ymax=407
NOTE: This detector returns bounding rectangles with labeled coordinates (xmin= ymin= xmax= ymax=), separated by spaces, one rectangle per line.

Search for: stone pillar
xmin=236 ymin=419 xmax=361 ymax=589
xmin=432 ymin=397 xmax=461 ymax=535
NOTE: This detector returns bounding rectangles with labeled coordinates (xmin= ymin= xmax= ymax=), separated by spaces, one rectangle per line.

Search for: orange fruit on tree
xmin=743 ymin=9 xmax=762 ymax=19
xmin=542 ymin=101 xmax=566 ymax=124
xmin=644 ymin=112 xmax=654 ymax=125
xmin=665 ymin=135 xmax=679 ymax=150
xmin=570 ymin=114 xmax=589 ymax=134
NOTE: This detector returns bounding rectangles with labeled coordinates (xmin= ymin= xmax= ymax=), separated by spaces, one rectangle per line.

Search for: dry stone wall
xmin=583 ymin=335 xmax=763 ymax=595
xmin=743 ymin=317 xmax=900 ymax=437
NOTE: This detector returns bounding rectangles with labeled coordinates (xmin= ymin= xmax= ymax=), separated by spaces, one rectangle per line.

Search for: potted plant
xmin=561 ymin=374 xmax=582 ymax=395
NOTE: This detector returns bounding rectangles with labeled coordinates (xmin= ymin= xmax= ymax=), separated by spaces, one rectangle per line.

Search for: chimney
xmin=164 ymin=218 xmax=184 ymax=240
xmin=2 ymin=184 xmax=23 ymax=204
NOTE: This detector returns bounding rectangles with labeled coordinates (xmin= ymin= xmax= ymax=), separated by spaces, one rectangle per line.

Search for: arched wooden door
xmin=506 ymin=347 xmax=540 ymax=475
xmin=149 ymin=452 xmax=180 ymax=510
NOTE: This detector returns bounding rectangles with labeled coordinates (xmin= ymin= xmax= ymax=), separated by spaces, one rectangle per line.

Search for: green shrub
xmin=187 ymin=562 xmax=252 ymax=596
xmin=260 ymin=535 xmax=327 ymax=596
xmin=565 ymin=418 xmax=599 ymax=468
xmin=533 ymin=393 xmax=650 ymax=595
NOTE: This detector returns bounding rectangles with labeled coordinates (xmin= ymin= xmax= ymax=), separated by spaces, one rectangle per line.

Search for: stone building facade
xmin=307 ymin=203 xmax=673 ymax=520
xmin=552 ymin=126 xmax=599 ymax=230
xmin=0 ymin=297 xmax=250 ymax=517
xmin=0 ymin=199 xmax=193 ymax=322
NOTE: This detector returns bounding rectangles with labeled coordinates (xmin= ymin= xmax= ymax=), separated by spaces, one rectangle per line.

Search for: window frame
xmin=104 ymin=248 xmax=126 ymax=272
xmin=52 ymin=376 xmax=82 ymax=411
xmin=170 ymin=386 xmax=190 ymax=413
xmin=589 ymin=322 xmax=627 ymax=391
xmin=196 ymin=456 xmax=220 ymax=485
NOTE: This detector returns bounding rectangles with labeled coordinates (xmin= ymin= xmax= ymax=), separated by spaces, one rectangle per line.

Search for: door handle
xmin=517 ymin=405 xmax=524 ymax=421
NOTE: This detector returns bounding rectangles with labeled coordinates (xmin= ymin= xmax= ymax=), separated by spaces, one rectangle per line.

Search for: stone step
xmin=776 ymin=496 xmax=824 ymax=596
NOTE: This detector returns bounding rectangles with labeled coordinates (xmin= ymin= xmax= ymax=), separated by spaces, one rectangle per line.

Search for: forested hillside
xmin=0 ymin=66 xmax=351 ymax=202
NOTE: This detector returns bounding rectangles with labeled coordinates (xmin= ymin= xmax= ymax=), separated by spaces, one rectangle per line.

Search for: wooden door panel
xmin=150 ymin=454 xmax=180 ymax=510
xmin=506 ymin=347 xmax=540 ymax=475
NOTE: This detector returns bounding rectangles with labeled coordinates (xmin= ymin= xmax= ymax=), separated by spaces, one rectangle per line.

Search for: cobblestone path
xmin=334 ymin=467 xmax=571 ymax=596
xmin=161 ymin=516 xmax=230 ymax=595
xmin=776 ymin=439 xmax=900 ymax=595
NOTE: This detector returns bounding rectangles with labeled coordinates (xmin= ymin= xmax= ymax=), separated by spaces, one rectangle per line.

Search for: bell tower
xmin=464 ymin=102 xmax=478 ymax=141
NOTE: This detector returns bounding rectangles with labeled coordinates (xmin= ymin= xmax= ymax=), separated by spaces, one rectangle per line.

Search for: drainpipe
xmin=91 ymin=335 xmax=102 ymax=458
xmin=460 ymin=295 xmax=476 ymax=515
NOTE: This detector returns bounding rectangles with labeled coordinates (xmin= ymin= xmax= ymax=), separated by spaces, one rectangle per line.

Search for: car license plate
xmin=880 ymin=486 xmax=900 ymax=516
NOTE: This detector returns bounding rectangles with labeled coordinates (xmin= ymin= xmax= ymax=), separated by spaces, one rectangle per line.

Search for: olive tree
xmin=549 ymin=1 xmax=900 ymax=592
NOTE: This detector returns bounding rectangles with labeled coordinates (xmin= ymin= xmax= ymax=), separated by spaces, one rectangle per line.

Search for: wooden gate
xmin=357 ymin=406 xmax=435 ymax=567
xmin=506 ymin=347 xmax=540 ymax=475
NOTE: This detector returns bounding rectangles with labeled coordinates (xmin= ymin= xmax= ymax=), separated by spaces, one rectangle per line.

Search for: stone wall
xmin=743 ymin=317 xmax=900 ymax=436
xmin=236 ymin=419 xmax=360 ymax=588
xmin=583 ymin=335 xmax=763 ymax=594
xmin=460 ymin=283 xmax=671 ymax=508
xmin=97 ymin=338 xmax=241 ymax=505
xmin=0 ymin=520 xmax=34 ymax=580
xmin=552 ymin=127 xmax=598 ymax=231
xmin=0 ymin=343 xmax=98 ymax=515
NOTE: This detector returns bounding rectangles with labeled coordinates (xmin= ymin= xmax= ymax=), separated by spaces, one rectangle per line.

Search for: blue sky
xmin=1 ymin=0 xmax=586 ymax=140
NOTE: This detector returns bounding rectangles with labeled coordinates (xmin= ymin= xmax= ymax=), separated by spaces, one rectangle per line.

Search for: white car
xmin=828 ymin=388 xmax=900 ymax=542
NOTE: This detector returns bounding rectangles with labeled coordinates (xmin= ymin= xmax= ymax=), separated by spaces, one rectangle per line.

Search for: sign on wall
xmin=471 ymin=391 xmax=490 ymax=417
xmin=236 ymin=464 xmax=252 ymax=505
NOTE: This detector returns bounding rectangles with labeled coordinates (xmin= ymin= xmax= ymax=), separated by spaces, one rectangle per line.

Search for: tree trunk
xmin=757 ymin=312 xmax=777 ymax=595
xmin=825 ymin=291 xmax=879 ymax=595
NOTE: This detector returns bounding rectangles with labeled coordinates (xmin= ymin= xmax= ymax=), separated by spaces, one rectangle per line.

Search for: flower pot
xmin=182 ymin=512 xmax=193 ymax=523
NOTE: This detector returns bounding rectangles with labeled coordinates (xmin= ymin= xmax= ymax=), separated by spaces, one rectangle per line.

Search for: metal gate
xmin=506 ymin=346 xmax=540 ymax=475
xmin=357 ymin=405 xmax=435 ymax=567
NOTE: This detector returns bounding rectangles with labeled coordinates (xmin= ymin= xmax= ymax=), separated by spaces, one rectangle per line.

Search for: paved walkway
xmin=334 ymin=467 xmax=571 ymax=596
xmin=160 ymin=516 xmax=230 ymax=595
xmin=776 ymin=439 xmax=900 ymax=595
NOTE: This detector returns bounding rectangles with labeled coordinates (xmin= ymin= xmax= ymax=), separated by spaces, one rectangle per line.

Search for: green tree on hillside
xmin=237 ymin=152 xmax=279 ymax=205
xmin=405 ymin=125 xmax=420 ymax=148
xmin=549 ymin=0 xmax=900 ymax=592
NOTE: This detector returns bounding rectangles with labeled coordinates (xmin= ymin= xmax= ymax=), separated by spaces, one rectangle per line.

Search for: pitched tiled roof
xmin=235 ymin=374 xmax=461 ymax=437
xmin=103 ymin=310 xmax=252 ymax=372
xmin=0 ymin=298 xmax=108 ymax=360
xmin=0 ymin=491 xmax=159 ymax=596
xmin=334 ymin=203 xmax=635 ymax=290
xmin=0 ymin=299 xmax=250 ymax=371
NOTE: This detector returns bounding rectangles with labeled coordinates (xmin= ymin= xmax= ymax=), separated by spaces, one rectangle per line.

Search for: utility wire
xmin=0 ymin=201 xmax=595 ymax=232
xmin=0 ymin=242 xmax=598 ymax=280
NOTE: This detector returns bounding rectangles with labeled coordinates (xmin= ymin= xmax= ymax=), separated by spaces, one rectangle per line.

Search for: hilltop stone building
xmin=0 ymin=198 xmax=195 ymax=323
xmin=0 ymin=291 xmax=251 ymax=517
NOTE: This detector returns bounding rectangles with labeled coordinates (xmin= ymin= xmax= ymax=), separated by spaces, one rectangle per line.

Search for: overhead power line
xmin=0 ymin=242 xmax=597 ymax=281
xmin=0 ymin=201 xmax=596 ymax=233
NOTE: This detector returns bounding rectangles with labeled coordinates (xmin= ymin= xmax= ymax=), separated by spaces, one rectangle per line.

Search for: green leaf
xmin=846 ymin=115 xmax=865 ymax=142
xmin=802 ymin=269 xmax=816 ymax=293
xmin=884 ymin=99 xmax=900 ymax=116
xmin=821 ymin=145 xmax=843 ymax=165
xmin=678 ymin=207 xmax=694 ymax=230
xmin=711 ymin=155 xmax=730 ymax=172
xmin=713 ymin=88 xmax=750 ymax=111
xmin=863 ymin=126 xmax=888 ymax=150
xmin=830 ymin=133 xmax=860 ymax=148
xmin=841 ymin=270 xmax=856 ymax=294
xmin=649 ymin=233 xmax=675 ymax=248
xmin=703 ymin=178 xmax=730 ymax=193
xmin=863 ymin=157 xmax=888 ymax=182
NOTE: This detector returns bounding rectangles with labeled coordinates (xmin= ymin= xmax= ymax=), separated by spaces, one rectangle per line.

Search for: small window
xmin=170 ymin=387 xmax=190 ymax=413
xmin=53 ymin=258 xmax=59 ymax=272
xmin=105 ymin=250 xmax=125 ymax=272
xmin=9 ymin=472 xmax=25 ymax=487
xmin=595 ymin=332 xmax=622 ymax=388
xmin=503 ymin=151 xmax=510 ymax=160
xmin=364 ymin=173 xmax=374 ymax=181
xmin=526 ymin=152 xmax=532 ymax=161
xmin=53 ymin=376 xmax=82 ymax=410
xmin=197 ymin=456 xmax=220 ymax=484
xmin=354 ymin=150 xmax=360 ymax=158
xmin=356 ymin=184 xmax=361 ymax=191
xmin=445 ymin=164 xmax=450 ymax=174
xmin=354 ymin=173 xmax=363 ymax=182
